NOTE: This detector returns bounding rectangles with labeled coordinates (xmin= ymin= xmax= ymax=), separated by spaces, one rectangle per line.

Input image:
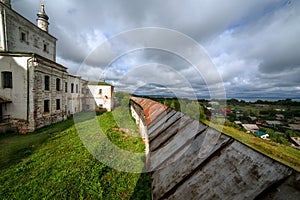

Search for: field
xmin=0 ymin=109 xmax=151 ymax=199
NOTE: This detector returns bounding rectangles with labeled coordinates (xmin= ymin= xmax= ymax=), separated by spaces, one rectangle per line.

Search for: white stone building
xmin=0 ymin=1 xmax=114 ymax=133
xmin=0 ymin=0 xmax=56 ymax=61
xmin=88 ymin=82 xmax=114 ymax=111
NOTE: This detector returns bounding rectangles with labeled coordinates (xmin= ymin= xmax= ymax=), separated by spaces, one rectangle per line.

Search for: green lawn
xmin=0 ymin=111 xmax=151 ymax=199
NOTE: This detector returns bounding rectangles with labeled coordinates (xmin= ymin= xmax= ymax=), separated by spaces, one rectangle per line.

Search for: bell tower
xmin=36 ymin=0 xmax=49 ymax=32
xmin=0 ymin=0 xmax=11 ymax=8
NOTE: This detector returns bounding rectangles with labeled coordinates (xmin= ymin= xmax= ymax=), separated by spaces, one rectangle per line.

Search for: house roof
xmin=294 ymin=117 xmax=300 ymax=121
xmin=0 ymin=52 xmax=68 ymax=72
xmin=290 ymin=137 xmax=300 ymax=146
xmin=88 ymin=82 xmax=113 ymax=86
xmin=249 ymin=116 xmax=257 ymax=121
xmin=242 ymin=124 xmax=259 ymax=131
xmin=256 ymin=131 xmax=267 ymax=137
xmin=266 ymin=120 xmax=281 ymax=125
xmin=0 ymin=96 xmax=12 ymax=103
xmin=288 ymin=124 xmax=300 ymax=131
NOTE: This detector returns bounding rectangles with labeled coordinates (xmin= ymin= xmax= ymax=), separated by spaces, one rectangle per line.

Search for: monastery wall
xmin=130 ymin=96 xmax=300 ymax=200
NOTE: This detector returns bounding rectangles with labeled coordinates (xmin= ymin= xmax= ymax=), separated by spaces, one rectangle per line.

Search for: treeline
xmin=227 ymin=98 xmax=300 ymax=106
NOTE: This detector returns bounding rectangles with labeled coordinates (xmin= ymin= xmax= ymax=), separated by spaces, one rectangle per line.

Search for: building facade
xmin=88 ymin=82 xmax=114 ymax=112
xmin=0 ymin=1 xmax=113 ymax=133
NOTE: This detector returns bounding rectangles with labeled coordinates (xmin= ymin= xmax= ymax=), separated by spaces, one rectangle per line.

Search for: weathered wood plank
xmin=148 ymin=109 xmax=178 ymax=136
xmin=152 ymin=128 xmax=231 ymax=199
xmin=149 ymin=116 xmax=206 ymax=170
xmin=148 ymin=108 xmax=173 ymax=130
xmin=150 ymin=115 xmax=195 ymax=152
xmin=149 ymin=111 xmax=183 ymax=141
xmin=165 ymin=141 xmax=293 ymax=200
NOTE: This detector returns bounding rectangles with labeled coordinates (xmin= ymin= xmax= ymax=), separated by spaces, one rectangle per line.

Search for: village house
xmin=0 ymin=1 xmax=113 ymax=133
xmin=242 ymin=124 xmax=259 ymax=133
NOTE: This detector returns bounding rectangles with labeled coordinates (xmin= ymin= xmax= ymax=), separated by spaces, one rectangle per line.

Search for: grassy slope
xmin=205 ymin=120 xmax=300 ymax=172
xmin=0 ymin=111 xmax=151 ymax=199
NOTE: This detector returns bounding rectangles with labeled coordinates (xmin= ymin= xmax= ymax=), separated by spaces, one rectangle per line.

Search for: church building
xmin=0 ymin=0 xmax=114 ymax=133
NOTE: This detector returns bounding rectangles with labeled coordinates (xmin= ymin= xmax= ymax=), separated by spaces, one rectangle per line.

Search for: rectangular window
xmin=65 ymin=82 xmax=68 ymax=92
xmin=56 ymin=78 xmax=61 ymax=91
xmin=21 ymin=32 xmax=26 ymax=42
xmin=44 ymin=75 xmax=50 ymax=91
xmin=71 ymin=83 xmax=74 ymax=93
xmin=56 ymin=99 xmax=61 ymax=110
xmin=76 ymin=84 xmax=78 ymax=93
xmin=43 ymin=43 xmax=48 ymax=52
xmin=44 ymin=100 xmax=50 ymax=113
xmin=2 ymin=71 xmax=12 ymax=88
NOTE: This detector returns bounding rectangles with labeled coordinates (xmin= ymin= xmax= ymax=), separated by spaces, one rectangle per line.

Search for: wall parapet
xmin=130 ymin=96 xmax=300 ymax=200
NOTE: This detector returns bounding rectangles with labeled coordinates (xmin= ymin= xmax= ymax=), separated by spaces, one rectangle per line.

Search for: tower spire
xmin=41 ymin=0 xmax=45 ymax=12
xmin=36 ymin=0 xmax=49 ymax=32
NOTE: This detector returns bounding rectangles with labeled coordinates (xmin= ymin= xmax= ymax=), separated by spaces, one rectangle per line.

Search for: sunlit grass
xmin=0 ymin=111 xmax=151 ymax=199
xmin=204 ymin=120 xmax=300 ymax=172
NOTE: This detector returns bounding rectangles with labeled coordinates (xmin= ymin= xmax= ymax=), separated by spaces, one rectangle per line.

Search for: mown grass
xmin=204 ymin=120 xmax=300 ymax=172
xmin=0 ymin=111 xmax=151 ymax=199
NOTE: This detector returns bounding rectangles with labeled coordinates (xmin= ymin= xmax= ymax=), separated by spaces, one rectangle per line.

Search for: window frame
xmin=20 ymin=32 xmax=27 ymax=42
xmin=56 ymin=99 xmax=61 ymax=110
xmin=44 ymin=75 xmax=50 ymax=91
xmin=43 ymin=43 xmax=48 ymax=52
xmin=2 ymin=71 xmax=13 ymax=88
xmin=71 ymin=83 xmax=74 ymax=93
xmin=56 ymin=78 xmax=61 ymax=91
xmin=44 ymin=100 xmax=50 ymax=113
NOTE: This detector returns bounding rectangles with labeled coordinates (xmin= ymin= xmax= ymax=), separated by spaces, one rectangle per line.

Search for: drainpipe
xmin=26 ymin=54 xmax=35 ymax=122
xmin=4 ymin=8 xmax=7 ymax=50
xmin=1 ymin=7 xmax=8 ymax=50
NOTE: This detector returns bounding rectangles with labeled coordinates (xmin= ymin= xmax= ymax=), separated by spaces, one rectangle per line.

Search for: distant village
xmin=205 ymin=98 xmax=300 ymax=150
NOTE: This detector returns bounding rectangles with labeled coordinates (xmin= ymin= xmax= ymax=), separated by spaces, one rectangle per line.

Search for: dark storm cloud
xmin=12 ymin=0 xmax=300 ymax=98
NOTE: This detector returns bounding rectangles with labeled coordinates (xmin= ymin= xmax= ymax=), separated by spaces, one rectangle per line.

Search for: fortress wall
xmin=130 ymin=96 xmax=300 ymax=200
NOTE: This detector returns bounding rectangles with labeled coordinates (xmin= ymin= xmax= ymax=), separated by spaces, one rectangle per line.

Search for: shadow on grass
xmin=130 ymin=172 xmax=152 ymax=200
xmin=0 ymin=116 xmax=76 ymax=170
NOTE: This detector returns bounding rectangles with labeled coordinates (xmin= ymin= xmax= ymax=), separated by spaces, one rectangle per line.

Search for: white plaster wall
xmin=0 ymin=56 xmax=29 ymax=120
xmin=87 ymin=84 xmax=113 ymax=111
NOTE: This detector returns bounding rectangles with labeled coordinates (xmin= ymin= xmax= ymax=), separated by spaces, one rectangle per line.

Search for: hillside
xmin=0 ymin=111 xmax=151 ymax=199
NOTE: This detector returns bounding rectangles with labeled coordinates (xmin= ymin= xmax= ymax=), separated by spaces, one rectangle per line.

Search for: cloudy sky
xmin=12 ymin=0 xmax=300 ymax=100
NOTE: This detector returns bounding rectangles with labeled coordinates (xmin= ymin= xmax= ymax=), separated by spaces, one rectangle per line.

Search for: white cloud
xmin=12 ymin=0 xmax=300 ymax=99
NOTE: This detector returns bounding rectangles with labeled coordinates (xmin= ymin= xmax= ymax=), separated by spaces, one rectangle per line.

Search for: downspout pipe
xmin=1 ymin=6 xmax=8 ymax=50
xmin=3 ymin=7 xmax=7 ymax=50
xmin=26 ymin=54 xmax=35 ymax=122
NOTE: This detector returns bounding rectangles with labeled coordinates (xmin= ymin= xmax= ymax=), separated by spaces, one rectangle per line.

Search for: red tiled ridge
xmin=130 ymin=96 xmax=168 ymax=126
